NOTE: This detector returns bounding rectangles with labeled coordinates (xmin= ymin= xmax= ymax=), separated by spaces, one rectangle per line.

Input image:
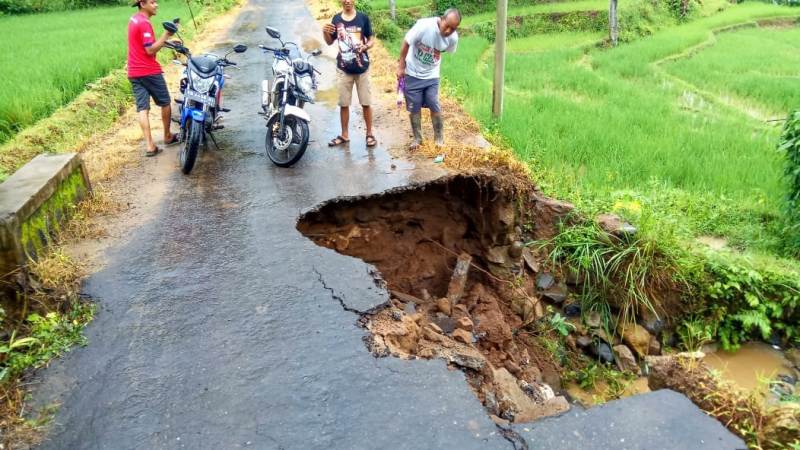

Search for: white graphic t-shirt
xmin=403 ymin=17 xmax=458 ymax=80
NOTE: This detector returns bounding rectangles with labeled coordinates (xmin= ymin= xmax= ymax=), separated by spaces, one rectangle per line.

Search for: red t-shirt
xmin=127 ymin=12 xmax=162 ymax=78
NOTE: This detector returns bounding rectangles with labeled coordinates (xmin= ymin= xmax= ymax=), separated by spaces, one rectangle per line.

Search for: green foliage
xmin=778 ymin=110 xmax=800 ymax=256
xmin=0 ymin=303 xmax=94 ymax=382
xmin=689 ymin=252 xmax=800 ymax=350
xmin=676 ymin=315 xmax=714 ymax=351
xmin=540 ymin=219 xmax=686 ymax=327
xmin=472 ymin=11 xmax=608 ymax=41
xmin=0 ymin=0 xmax=124 ymax=14
xmin=374 ymin=15 xmax=402 ymax=40
xmin=549 ymin=312 xmax=576 ymax=337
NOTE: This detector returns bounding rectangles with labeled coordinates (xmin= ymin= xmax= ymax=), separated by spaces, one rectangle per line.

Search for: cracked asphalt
xmin=29 ymin=1 xmax=746 ymax=449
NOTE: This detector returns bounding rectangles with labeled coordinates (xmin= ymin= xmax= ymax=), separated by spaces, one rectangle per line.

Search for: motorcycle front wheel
xmin=180 ymin=120 xmax=202 ymax=174
xmin=265 ymin=114 xmax=309 ymax=168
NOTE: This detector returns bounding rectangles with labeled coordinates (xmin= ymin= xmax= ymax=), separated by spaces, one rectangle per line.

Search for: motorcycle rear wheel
xmin=265 ymin=114 xmax=309 ymax=168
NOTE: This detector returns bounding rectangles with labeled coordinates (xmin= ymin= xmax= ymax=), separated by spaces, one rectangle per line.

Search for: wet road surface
xmin=30 ymin=1 xmax=746 ymax=449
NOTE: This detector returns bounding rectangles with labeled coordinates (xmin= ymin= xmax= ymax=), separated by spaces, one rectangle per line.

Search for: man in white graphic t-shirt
xmin=397 ymin=8 xmax=460 ymax=150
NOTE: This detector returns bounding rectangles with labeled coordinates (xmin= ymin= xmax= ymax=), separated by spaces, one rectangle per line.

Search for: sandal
xmin=164 ymin=133 xmax=180 ymax=145
xmin=145 ymin=146 xmax=162 ymax=157
xmin=366 ymin=135 xmax=377 ymax=148
xmin=328 ymin=135 xmax=349 ymax=147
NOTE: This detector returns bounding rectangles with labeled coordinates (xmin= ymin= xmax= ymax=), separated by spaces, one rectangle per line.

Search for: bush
xmin=374 ymin=16 xmax=401 ymax=41
xmin=472 ymin=10 xmax=608 ymax=41
xmin=0 ymin=0 xmax=124 ymax=14
xmin=778 ymin=110 xmax=800 ymax=256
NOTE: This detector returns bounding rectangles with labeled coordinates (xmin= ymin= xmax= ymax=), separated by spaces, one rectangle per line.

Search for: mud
xmin=704 ymin=342 xmax=798 ymax=393
xmin=297 ymin=173 xmax=576 ymax=423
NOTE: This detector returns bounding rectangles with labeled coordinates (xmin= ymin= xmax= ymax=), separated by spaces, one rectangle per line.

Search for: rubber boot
xmin=410 ymin=112 xmax=423 ymax=149
xmin=432 ymin=114 xmax=444 ymax=146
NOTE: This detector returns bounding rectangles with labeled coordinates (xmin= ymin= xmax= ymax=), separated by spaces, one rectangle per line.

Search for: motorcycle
xmin=162 ymin=19 xmax=247 ymax=174
xmin=259 ymin=26 xmax=321 ymax=168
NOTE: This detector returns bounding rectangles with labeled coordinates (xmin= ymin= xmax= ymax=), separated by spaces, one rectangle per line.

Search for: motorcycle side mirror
xmin=233 ymin=44 xmax=247 ymax=53
xmin=265 ymin=27 xmax=281 ymax=39
xmin=163 ymin=21 xmax=178 ymax=34
xmin=173 ymin=17 xmax=180 ymax=24
xmin=310 ymin=49 xmax=322 ymax=57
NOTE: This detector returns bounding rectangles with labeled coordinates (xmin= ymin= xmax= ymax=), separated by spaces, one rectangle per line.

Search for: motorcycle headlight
xmin=296 ymin=74 xmax=314 ymax=100
xmin=190 ymin=71 xmax=214 ymax=94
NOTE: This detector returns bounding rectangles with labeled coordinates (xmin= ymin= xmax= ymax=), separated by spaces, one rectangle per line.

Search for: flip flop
xmin=164 ymin=133 xmax=180 ymax=146
xmin=328 ymin=135 xmax=349 ymax=147
xmin=366 ymin=135 xmax=377 ymax=148
xmin=145 ymin=146 xmax=162 ymax=157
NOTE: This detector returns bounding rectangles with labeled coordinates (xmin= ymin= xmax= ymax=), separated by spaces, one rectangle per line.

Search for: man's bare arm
xmin=397 ymin=40 xmax=410 ymax=79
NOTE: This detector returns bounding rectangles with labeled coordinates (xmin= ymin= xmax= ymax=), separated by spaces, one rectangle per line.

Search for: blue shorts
xmin=404 ymin=75 xmax=440 ymax=113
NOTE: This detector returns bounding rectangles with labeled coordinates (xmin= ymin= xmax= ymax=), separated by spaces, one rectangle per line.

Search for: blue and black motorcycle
xmin=163 ymin=19 xmax=247 ymax=174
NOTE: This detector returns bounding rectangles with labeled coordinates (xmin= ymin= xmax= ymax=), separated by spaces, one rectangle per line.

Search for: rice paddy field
xmin=428 ymin=1 xmax=800 ymax=254
xmin=0 ymin=0 xmax=197 ymax=143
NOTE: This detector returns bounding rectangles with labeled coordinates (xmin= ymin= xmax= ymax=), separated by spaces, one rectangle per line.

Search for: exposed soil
xmin=297 ymin=173 xmax=579 ymax=423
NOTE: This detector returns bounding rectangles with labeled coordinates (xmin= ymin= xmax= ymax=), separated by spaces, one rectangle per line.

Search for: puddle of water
xmin=565 ymin=377 xmax=650 ymax=407
xmin=703 ymin=342 xmax=795 ymax=392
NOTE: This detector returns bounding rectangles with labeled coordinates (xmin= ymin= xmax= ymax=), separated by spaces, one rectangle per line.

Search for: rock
xmin=417 ymin=347 xmax=436 ymax=358
xmin=489 ymin=415 xmax=509 ymax=427
xmin=531 ymin=195 xmax=575 ymax=240
xmin=565 ymin=335 xmax=577 ymax=350
xmin=648 ymin=337 xmax=662 ymax=356
xmin=542 ymin=282 xmax=568 ymax=304
xmin=444 ymin=345 xmax=487 ymax=370
xmin=509 ymin=241 xmax=524 ymax=259
xmin=513 ymin=297 xmax=540 ymax=322
xmin=514 ymin=397 xmax=570 ymax=423
xmin=426 ymin=322 xmax=443 ymax=335
xmin=432 ymin=313 xmax=457 ymax=334
xmin=484 ymin=391 xmax=499 ymax=414
xmin=391 ymin=310 xmax=403 ymax=321
xmin=403 ymin=302 xmax=417 ymax=315
xmin=522 ymin=247 xmax=540 ymax=273
xmin=492 ymin=368 xmax=569 ymax=423
xmin=621 ymin=323 xmax=652 ymax=357
xmin=596 ymin=213 xmax=637 ymax=237
xmin=487 ymin=246 xmax=511 ymax=265
xmin=522 ymin=366 xmax=542 ymax=383
xmin=536 ymin=272 xmax=555 ymax=290
xmin=436 ymin=298 xmax=452 ymax=316
xmin=520 ymin=380 xmax=556 ymax=403
xmin=576 ymin=335 xmax=593 ymax=349
xmin=452 ymin=328 xmax=473 ymax=344
xmin=565 ymin=267 xmax=584 ymax=286
xmin=585 ymin=311 xmax=602 ymax=328
xmin=787 ymin=348 xmax=800 ymax=369
xmin=613 ymin=344 xmax=641 ymax=375
xmin=455 ymin=317 xmax=474 ymax=331
xmin=594 ymin=342 xmax=615 ymax=364
xmin=640 ymin=309 xmax=665 ymax=335
xmin=563 ymin=300 xmax=581 ymax=317
xmin=504 ymin=360 xmax=522 ymax=377
xmin=420 ymin=289 xmax=432 ymax=301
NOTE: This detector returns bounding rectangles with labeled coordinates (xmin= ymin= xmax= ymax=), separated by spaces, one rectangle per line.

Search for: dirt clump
xmin=298 ymin=173 xmax=574 ymax=423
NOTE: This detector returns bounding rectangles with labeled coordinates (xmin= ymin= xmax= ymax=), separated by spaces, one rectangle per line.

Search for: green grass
xmin=441 ymin=3 xmax=800 ymax=253
xmin=0 ymin=0 xmax=194 ymax=144
xmin=462 ymin=0 xmax=609 ymax=26
xmin=365 ymin=0 xmax=428 ymax=11
xmin=665 ymin=26 xmax=800 ymax=117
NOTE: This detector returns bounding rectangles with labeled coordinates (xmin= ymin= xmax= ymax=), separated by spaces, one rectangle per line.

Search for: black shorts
xmin=129 ymin=74 xmax=171 ymax=112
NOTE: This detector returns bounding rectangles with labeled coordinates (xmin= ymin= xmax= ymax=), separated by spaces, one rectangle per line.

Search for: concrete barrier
xmin=0 ymin=153 xmax=91 ymax=288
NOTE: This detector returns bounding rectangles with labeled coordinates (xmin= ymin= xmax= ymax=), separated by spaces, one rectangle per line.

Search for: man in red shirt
xmin=128 ymin=0 xmax=177 ymax=156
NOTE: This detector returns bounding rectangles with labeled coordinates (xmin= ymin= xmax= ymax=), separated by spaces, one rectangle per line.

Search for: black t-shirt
xmin=330 ymin=12 xmax=373 ymax=74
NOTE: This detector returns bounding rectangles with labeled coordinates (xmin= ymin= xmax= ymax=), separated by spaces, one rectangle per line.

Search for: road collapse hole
xmin=297 ymin=174 xmax=574 ymax=424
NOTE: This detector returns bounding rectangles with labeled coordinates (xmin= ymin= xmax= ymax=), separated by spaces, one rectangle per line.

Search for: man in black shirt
xmin=323 ymin=0 xmax=377 ymax=148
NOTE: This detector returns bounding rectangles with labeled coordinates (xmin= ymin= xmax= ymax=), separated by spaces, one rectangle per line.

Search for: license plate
xmin=185 ymin=91 xmax=215 ymax=107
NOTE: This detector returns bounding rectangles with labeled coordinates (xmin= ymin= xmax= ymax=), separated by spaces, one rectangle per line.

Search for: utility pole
xmin=389 ymin=0 xmax=396 ymax=21
xmin=492 ymin=0 xmax=508 ymax=118
xmin=609 ymin=0 xmax=618 ymax=46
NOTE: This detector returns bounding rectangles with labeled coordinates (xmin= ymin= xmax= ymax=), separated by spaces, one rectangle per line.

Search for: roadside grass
xmin=0 ymin=1 xmax=192 ymax=145
xmin=0 ymin=0 xmax=240 ymax=180
xmin=441 ymin=3 xmax=800 ymax=254
xmin=365 ymin=0 xmax=427 ymax=11
xmin=462 ymin=0 xmax=609 ymax=26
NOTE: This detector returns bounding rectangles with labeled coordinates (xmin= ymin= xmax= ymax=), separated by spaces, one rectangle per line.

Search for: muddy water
xmin=565 ymin=377 xmax=651 ymax=407
xmin=704 ymin=342 xmax=796 ymax=392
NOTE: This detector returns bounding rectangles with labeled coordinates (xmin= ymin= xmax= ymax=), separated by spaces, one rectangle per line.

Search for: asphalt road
xmin=29 ymin=1 xmax=746 ymax=449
